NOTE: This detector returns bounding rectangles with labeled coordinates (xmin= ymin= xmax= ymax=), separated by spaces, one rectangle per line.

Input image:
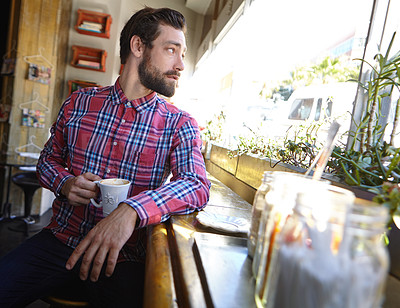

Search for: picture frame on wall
xmin=68 ymin=80 xmax=100 ymax=96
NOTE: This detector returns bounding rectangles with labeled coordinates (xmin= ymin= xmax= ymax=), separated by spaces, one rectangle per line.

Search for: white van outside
xmin=269 ymin=82 xmax=358 ymax=141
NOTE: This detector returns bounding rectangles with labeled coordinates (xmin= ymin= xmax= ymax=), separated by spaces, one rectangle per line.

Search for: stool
xmin=9 ymin=171 xmax=42 ymax=236
xmin=42 ymin=279 xmax=90 ymax=308
xmin=43 ymin=294 xmax=90 ymax=307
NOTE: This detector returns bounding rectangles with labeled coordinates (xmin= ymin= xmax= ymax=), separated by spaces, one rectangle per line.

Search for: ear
xmin=130 ymin=35 xmax=145 ymax=58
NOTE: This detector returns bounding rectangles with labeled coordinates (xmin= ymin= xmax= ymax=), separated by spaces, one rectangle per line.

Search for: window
xmin=288 ymin=98 xmax=314 ymax=120
xmin=314 ymin=98 xmax=322 ymax=121
xmin=178 ymin=0 xmax=400 ymax=149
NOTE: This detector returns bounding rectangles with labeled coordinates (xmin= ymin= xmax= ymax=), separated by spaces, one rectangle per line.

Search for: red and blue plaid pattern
xmin=37 ymin=78 xmax=210 ymax=262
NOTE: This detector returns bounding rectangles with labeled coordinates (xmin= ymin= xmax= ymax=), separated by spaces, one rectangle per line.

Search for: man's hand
xmin=65 ymin=203 xmax=138 ymax=282
xmin=61 ymin=172 xmax=102 ymax=206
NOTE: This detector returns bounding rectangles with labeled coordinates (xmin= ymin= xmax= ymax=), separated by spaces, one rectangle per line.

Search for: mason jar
xmin=252 ymin=172 xmax=329 ymax=281
xmin=262 ymin=185 xmax=355 ymax=308
xmin=338 ymin=199 xmax=390 ymax=308
xmin=248 ymin=171 xmax=273 ymax=259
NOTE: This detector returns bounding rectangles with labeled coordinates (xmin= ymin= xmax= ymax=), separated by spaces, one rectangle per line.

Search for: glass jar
xmin=248 ymin=171 xmax=273 ymax=259
xmin=252 ymin=172 xmax=329 ymax=279
xmin=338 ymin=199 xmax=389 ymax=308
xmin=261 ymin=187 xmax=390 ymax=308
xmin=262 ymin=185 xmax=355 ymax=308
xmin=251 ymin=171 xmax=287 ymax=278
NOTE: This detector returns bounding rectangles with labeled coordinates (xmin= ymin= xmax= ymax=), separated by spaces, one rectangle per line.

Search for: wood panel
xmin=206 ymin=159 xmax=256 ymax=204
xmin=235 ymin=154 xmax=305 ymax=189
xmin=5 ymin=0 xmax=72 ymax=216
xmin=209 ymin=144 xmax=238 ymax=175
xmin=144 ymin=224 xmax=178 ymax=308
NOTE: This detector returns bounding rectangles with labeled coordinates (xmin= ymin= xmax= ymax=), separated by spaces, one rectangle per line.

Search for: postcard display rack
xmin=15 ymin=50 xmax=54 ymax=129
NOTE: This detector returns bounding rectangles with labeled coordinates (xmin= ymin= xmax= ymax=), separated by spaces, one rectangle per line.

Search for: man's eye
xmin=167 ymin=48 xmax=174 ymax=54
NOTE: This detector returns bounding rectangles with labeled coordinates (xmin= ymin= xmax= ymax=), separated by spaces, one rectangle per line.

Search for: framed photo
xmin=68 ymin=80 xmax=100 ymax=96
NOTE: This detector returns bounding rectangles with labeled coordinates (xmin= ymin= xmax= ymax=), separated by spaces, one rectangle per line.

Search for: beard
xmin=138 ymin=51 xmax=179 ymax=98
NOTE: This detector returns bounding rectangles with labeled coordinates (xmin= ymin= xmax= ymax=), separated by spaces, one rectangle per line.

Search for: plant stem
xmin=367 ymin=78 xmax=380 ymax=149
xmin=390 ymin=97 xmax=400 ymax=146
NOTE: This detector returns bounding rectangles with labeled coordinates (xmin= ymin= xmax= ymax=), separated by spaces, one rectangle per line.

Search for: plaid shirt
xmin=36 ymin=78 xmax=210 ymax=263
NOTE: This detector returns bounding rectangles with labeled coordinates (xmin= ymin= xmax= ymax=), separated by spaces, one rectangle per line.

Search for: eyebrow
xmin=165 ymin=40 xmax=187 ymax=52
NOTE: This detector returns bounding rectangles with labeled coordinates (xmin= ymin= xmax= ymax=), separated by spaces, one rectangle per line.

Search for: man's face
xmin=138 ymin=24 xmax=187 ymax=97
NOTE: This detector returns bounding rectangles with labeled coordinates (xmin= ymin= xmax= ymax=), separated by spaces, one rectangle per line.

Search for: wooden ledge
xmin=144 ymin=173 xmax=253 ymax=307
xmin=144 ymin=223 xmax=177 ymax=308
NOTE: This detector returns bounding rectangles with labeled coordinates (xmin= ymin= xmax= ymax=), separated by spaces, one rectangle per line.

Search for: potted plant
xmin=328 ymin=32 xmax=400 ymax=223
xmin=201 ymin=110 xmax=226 ymax=159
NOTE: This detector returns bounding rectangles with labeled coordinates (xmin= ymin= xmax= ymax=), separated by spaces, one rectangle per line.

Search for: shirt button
xmin=126 ymin=102 xmax=131 ymax=107
xmin=113 ymin=142 xmax=117 ymax=146
xmin=121 ymin=119 xmax=126 ymax=123
xmin=106 ymin=169 xmax=111 ymax=173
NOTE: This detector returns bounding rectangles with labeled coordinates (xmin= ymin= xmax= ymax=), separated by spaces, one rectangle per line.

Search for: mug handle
xmin=90 ymin=198 xmax=101 ymax=208
xmin=90 ymin=181 xmax=101 ymax=208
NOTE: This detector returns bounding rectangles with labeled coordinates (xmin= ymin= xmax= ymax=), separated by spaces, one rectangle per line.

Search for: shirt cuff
xmin=124 ymin=195 xmax=162 ymax=228
xmin=54 ymin=172 xmax=74 ymax=198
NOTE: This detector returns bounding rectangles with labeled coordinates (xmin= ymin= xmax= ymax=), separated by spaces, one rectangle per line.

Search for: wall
xmin=7 ymin=0 xmax=72 ymax=216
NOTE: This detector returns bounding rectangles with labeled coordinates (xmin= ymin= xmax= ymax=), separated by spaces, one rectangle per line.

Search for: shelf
xmin=68 ymin=80 xmax=100 ymax=96
xmin=70 ymin=45 xmax=107 ymax=72
xmin=75 ymin=9 xmax=112 ymax=39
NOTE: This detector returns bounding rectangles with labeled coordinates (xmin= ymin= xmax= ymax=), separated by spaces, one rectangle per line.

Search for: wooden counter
xmin=144 ymin=174 xmax=255 ymax=308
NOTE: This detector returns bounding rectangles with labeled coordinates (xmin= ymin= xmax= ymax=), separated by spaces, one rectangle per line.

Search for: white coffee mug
xmin=90 ymin=178 xmax=131 ymax=216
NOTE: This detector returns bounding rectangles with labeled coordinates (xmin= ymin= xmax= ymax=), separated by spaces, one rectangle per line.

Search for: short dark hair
xmin=120 ymin=7 xmax=186 ymax=64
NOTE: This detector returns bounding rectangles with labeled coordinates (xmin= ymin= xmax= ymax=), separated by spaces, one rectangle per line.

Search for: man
xmin=0 ymin=7 xmax=210 ymax=307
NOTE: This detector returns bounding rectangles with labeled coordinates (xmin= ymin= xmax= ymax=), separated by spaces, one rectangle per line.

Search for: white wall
xmin=64 ymin=0 xmax=203 ymax=95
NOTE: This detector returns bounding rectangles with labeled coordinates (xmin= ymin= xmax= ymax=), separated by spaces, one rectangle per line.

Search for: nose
xmin=175 ymin=55 xmax=185 ymax=72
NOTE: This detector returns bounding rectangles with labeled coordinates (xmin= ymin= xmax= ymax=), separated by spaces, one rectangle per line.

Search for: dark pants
xmin=0 ymin=229 xmax=145 ymax=308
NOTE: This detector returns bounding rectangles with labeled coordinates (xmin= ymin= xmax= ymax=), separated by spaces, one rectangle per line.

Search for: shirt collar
xmin=110 ymin=77 xmax=158 ymax=113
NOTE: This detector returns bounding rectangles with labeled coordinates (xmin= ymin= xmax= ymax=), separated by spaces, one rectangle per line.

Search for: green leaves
xmin=203 ymin=111 xmax=226 ymax=143
xmin=330 ymin=141 xmax=400 ymax=189
xmin=229 ymin=122 xmax=323 ymax=169
xmin=373 ymin=183 xmax=400 ymax=228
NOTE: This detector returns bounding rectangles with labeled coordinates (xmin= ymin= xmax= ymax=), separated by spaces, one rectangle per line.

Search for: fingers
xmin=62 ymin=172 xmax=102 ymax=206
xmin=87 ymin=243 xmax=119 ymax=281
xmin=66 ymin=205 xmax=138 ymax=282
xmin=88 ymin=246 xmax=108 ymax=282
xmin=75 ymin=173 xmax=100 ymax=193
xmin=66 ymin=230 xmax=106 ymax=282
xmin=83 ymin=172 xmax=102 ymax=182
xmin=105 ymin=248 xmax=119 ymax=278
xmin=79 ymin=243 xmax=100 ymax=281
xmin=67 ymin=235 xmax=118 ymax=282
xmin=65 ymin=235 xmax=90 ymax=272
